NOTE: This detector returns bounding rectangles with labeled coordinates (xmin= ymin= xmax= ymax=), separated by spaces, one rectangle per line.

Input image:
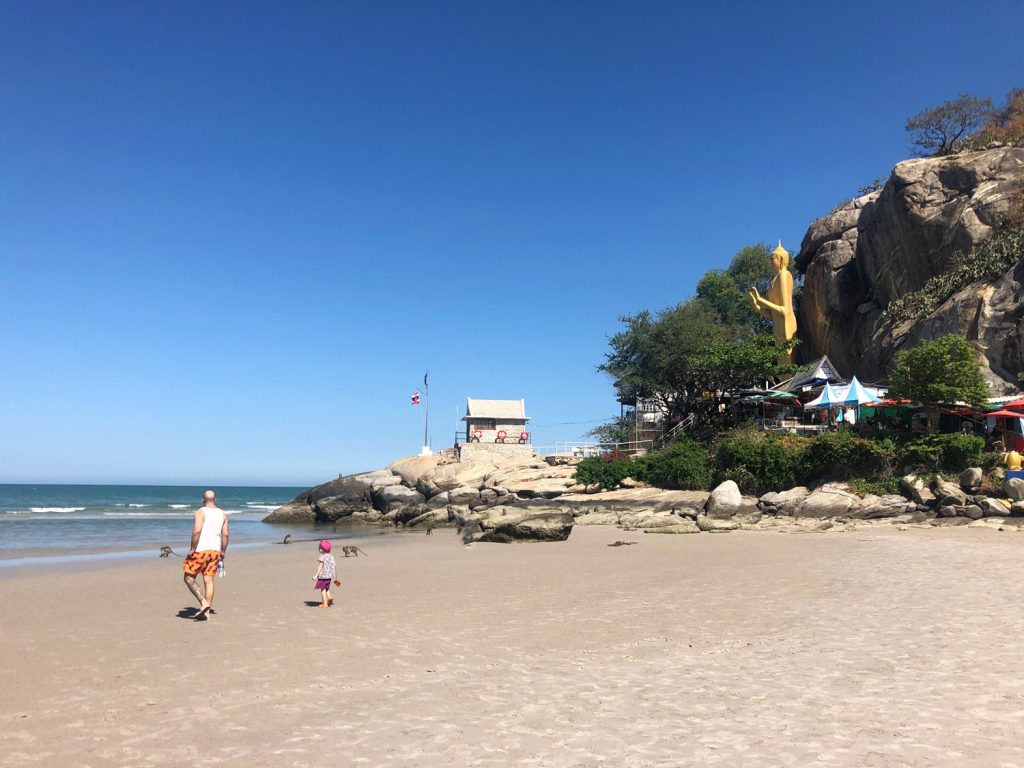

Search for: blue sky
xmin=2 ymin=1 xmax=1022 ymax=485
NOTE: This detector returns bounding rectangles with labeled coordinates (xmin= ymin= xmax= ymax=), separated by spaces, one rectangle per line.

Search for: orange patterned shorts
xmin=183 ymin=550 xmax=221 ymax=577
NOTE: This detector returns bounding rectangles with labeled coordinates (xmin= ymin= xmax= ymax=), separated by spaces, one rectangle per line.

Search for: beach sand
xmin=3 ymin=525 xmax=1024 ymax=767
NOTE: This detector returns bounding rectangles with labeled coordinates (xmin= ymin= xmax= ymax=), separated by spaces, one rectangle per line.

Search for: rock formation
xmin=265 ymin=451 xmax=1024 ymax=540
xmin=796 ymin=146 xmax=1024 ymax=391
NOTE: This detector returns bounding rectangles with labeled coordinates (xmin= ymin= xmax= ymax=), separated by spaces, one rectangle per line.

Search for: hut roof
xmin=462 ymin=398 xmax=530 ymax=421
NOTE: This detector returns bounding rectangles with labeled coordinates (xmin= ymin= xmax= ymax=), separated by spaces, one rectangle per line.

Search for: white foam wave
xmin=243 ymin=504 xmax=278 ymax=511
xmin=128 ymin=504 xmax=150 ymax=508
xmin=29 ymin=507 xmax=86 ymax=513
xmin=169 ymin=504 xmax=189 ymax=509
xmin=102 ymin=512 xmax=191 ymax=518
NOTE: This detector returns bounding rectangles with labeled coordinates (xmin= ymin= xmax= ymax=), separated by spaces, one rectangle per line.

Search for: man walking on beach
xmin=182 ymin=489 xmax=229 ymax=620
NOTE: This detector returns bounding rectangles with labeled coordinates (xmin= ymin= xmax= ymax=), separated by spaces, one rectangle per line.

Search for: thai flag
xmin=411 ymin=390 xmax=421 ymax=405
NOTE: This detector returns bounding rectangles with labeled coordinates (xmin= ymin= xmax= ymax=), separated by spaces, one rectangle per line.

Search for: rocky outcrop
xmin=267 ymin=450 xmax=1018 ymax=538
xmin=796 ymin=147 xmax=1024 ymax=391
xmin=264 ymin=475 xmax=375 ymax=523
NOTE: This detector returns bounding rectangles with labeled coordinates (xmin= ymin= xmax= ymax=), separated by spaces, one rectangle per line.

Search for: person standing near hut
xmin=749 ymin=242 xmax=797 ymax=363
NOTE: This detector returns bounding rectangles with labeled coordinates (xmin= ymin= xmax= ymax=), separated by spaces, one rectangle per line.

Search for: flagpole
xmin=421 ymin=371 xmax=430 ymax=455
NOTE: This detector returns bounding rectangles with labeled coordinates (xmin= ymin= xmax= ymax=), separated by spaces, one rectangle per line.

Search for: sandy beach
xmin=3 ymin=525 xmax=1024 ymax=767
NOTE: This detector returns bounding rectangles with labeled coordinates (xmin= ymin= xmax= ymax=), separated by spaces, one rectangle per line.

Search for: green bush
xmin=635 ymin=437 xmax=712 ymax=491
xmin=898 ymin=433 xmax=985 ymax=472
xmin=711 ymin=428 xmax=810 ymax=495
xmin=573 ymin=457 xmax=640 ymax=490
xmin=802 ymin=430 xmax=894 ymax=481
xmin=847 ymin=477 xmax=902 ymax=497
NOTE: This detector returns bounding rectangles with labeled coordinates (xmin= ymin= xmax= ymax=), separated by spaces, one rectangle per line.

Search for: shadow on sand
xmin=176 ymin=606 xmax=216 ymax=620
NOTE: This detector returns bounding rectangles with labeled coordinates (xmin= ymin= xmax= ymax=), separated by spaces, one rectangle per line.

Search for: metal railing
xmin=534 ymin=439 xmax=656 ymax=457
xmin=653 ymin=413 xmax=696 ymax=448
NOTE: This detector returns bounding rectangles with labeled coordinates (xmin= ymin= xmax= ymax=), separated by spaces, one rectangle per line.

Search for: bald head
xmin=203 ymin=490 xmax=217 ymax=505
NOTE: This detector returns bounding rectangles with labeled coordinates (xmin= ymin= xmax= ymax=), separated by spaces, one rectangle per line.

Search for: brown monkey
xmin=341 ymin=545 xmax=367 ymax=557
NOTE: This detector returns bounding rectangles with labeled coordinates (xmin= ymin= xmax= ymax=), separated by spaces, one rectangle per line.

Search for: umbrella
xmin=874 ymin=398 xmax=913 ymax=407
xmin=985 ymin=410 xmax=1024 ymax=419
xmin=1001 ymin=399 xmax=1024 ymax=410
xmin=804 ymin=382 xmax=841 ymax=409
xmin=834 ymin=376 xmax=880 ymax=407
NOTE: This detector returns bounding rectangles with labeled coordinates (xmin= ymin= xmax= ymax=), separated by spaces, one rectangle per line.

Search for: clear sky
xmin=2 ymin=1 xmax=1022 ymax=485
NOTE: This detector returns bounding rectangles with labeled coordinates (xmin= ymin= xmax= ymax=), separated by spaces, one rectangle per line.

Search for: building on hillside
xmin=614 ymin=387 xmax=666 ymax=453
xmin=778 ymin=355 xmax=843 ymax=392
xmin=458 ymin=398 xmax=533 ymax=461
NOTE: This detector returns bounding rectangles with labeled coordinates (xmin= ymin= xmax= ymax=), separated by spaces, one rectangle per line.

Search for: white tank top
xmin=196 ymin=506 xmax=226 ymax=552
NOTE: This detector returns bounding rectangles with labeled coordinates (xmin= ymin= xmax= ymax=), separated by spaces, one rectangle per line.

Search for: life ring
xmin=472 ymin=430 xmax=482 ymax=442
xmin=519 ymin=432 xmax=529 ymax=444
xmin=497 ymin=430 xmax=507 ymax=440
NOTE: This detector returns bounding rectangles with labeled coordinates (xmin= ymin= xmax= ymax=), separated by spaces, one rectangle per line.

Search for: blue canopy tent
xmin=804 ymin=382 xmax=841 ymax=409
xmin=834 ymin=376 xmax=880 ymax=407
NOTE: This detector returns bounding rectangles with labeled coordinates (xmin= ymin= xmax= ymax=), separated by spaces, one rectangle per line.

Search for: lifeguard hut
xmin=458 ymin=398 xmax=534 ymax=461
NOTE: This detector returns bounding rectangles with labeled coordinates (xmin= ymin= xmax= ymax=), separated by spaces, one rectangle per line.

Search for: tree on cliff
xmin=887 ymin=335 xmax=991 ymax=432
xmin=906 ymin=93 xmax=993 ymax=156
xmin=971 ymin=87 xmax=1024 ymax=150
xmin=695 ymin=243 xmax=775 ymax=334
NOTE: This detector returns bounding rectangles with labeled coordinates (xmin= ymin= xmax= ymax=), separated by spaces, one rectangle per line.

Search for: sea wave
xmin=169 ymin=504 xmax=189 ymax=509
xmin=128 ymin=503 xmax=150 ymax=508
xmin=243 ymin=503 xmax=279 ymax=511
xmin=101 ymin=512 xmax=192 ymax=518
xmin=29 ymin=507 xmax=87 ymax=513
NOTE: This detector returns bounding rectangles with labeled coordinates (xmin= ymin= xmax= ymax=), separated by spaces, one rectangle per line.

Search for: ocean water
xmin=0 ymin=484 xmax=305 ymax=559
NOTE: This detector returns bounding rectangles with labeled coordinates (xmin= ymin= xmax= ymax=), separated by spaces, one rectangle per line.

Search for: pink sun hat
xmin=319 ymin=540 xmax=331 ymax=552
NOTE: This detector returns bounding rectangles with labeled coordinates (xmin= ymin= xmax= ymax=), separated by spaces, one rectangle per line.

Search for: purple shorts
xmin=315 ymin=578 xmax=332 ymax=591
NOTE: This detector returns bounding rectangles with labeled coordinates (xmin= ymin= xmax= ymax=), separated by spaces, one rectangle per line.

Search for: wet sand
xmin=2 ymin=525 xmax=1024 ymax=767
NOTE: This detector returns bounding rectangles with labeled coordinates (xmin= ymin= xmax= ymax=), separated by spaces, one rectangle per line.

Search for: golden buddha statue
xmin=749 ymin=241 xmax=797 ymax=363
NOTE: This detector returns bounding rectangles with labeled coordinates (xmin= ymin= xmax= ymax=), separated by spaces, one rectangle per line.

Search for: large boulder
xmin=759 ymin=487 xmax=810 ymax=516
xmin=483 ymin=464 xmax=577 ymax=496
xmin=1004 ymin=477 xmax=1024 ymax=501
xmin=900 ymin=475 xmax=936 ymax=506
xmin=846 ymin=494 xmax=916 ymax=520
xmin=554 ymin=488 xmax=708 ymax=518
xmin=795 ymin=484 xmax=859 ymax=518
xmin=476 ymin=506 xmax=573 ymax=543
xmin=932 ymin=478 xmax=968 ymax=507
xmin=959 ymin=467 xmax=984 ymax=492
xmin=355 ymin=470 xmax=403 ymax=490
xmin=431 ymin=460 xmax=496 ymax=492
xmin=794 ymin=147 xmax=1024 ymax=392
xmin=264 ymin=475 xmax=375 ymax=523
xmin=705 ymin=480 xmax=746 ymax=519
xmin=448 ymin=485 xmax=481 ymax=505
xmin=388 ymin=455 xmax=442 ymax=488
xmin=372 ymin=485 xmax=426 ymax=513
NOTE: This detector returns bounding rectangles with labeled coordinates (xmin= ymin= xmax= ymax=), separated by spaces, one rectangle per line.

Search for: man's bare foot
xmin=195 ymin=603 xmax=212 ymax=620
xmin=318 ymin=604 xmax=329 ymax=609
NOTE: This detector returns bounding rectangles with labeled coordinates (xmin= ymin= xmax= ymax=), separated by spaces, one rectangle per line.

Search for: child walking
xmin=313 ymin=540 xmax=336 ymax=608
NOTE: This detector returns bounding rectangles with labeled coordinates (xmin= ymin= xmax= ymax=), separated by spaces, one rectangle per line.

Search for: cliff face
xmin=795 ymin=147 xmax=1024 ymax=392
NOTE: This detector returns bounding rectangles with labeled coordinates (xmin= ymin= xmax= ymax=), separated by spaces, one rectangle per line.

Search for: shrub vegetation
xmin=710 ymin=428 xmax=809 ymax=496
xmin=635 ymin=438 xmax=712 ymax=491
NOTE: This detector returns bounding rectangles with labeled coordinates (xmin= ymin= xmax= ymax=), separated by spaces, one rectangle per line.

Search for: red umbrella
xmin=985 ymin=410 xmax=1024 ymax=419
xmin=1002 ymin=399 xmax=1024 ymax=410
